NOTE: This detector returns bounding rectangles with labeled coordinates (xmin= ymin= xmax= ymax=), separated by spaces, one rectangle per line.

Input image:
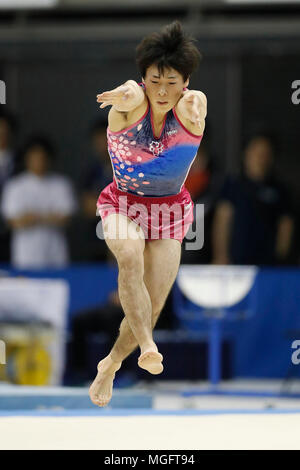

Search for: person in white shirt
xmin=1 ymin=136 xmax=77 ymax=268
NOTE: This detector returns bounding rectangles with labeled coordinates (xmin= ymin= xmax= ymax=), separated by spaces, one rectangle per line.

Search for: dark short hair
xmin=22 ymin=135 xmax=56 ymax=162
xmin=136 ymin=20 xmax=201 ymax=82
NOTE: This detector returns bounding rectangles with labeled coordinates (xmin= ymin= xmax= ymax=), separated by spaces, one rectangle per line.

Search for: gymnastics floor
xmin=1 ymin=379 xmax=300 ymax=450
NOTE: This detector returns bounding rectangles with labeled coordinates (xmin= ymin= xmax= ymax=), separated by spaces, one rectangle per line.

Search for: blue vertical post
xmin=208 ymin=311 xmax=222 ymax=389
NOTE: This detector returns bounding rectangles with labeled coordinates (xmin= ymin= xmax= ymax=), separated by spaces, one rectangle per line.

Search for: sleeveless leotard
xmin=107 ymin=83 xmax=203 ymax=197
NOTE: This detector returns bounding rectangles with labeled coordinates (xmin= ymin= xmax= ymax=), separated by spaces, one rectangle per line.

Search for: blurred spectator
xmin=0 ymin=110 xmax=17 ymax=186
xmin=1 ymin=135 xmax=77 ymax=268
xmin=67 ymin=287 xmax=175 ymax=385
xmin=80 ymin=118 xmax=112 ymax=261
xmin=212 ymin=133 xmax=294 ymax=266
xmin=185 ymin=143 xmax=211 ymax=202
xmin=182 ymin=128 xmax=223 ymax=264
xmin=0 ymin=110 xmax=18 ymax=262
xmin=68 ymin=289 xmax=124 ymax=384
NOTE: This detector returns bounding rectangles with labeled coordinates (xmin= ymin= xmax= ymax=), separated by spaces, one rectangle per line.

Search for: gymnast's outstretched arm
xmin=96 ymin=80 xmax=145 ymax=113
xmin=176 ymin=89 xmax=207 ymax=135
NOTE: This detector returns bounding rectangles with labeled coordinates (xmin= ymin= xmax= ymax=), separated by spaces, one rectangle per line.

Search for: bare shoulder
xmin=108 ymin=93 xmax=148 ymax=133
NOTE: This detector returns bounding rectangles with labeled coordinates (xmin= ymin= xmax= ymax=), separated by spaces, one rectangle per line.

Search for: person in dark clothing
xmin=68 ymin=288 xmax=175 ymax=385
xmin=0 ymin=110 xmax=18 ymax=262
xmin=80 ymin=119 xmax=112 ymax=261
xmin=181 ymin=124 xmax=223 ymax=264
xmin=212 ymin=133 xmax=294 ymax=266
xmin=68 ymin=290 xmax=124 ymax=384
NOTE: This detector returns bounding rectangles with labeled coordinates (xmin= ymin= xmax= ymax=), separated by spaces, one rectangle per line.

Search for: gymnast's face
xmin=143 ymin=64 xmax=189 ymax=115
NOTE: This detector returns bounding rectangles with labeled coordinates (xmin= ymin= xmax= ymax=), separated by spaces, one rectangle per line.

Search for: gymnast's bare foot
xmin=138 ymin=344 xmax=163 ymax=375
xmin=89 ymin=354 xmax=121 ymax=407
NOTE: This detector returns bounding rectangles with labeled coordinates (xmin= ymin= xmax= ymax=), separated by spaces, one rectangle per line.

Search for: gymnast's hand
xmin=96 ymin=81 xmax=144 ymax=112
xmin=178 ymin=90 xmax=207 ymax=128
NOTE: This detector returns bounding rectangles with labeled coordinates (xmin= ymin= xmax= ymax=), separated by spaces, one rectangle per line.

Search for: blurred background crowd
xmin=0 ymin=110 xmax=296 ymax=268
xmin=0 ymin=0 xmax=300 ymax=386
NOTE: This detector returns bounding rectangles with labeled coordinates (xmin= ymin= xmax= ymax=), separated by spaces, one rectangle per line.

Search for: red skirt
xmin=96 ymin=179 xmax=194 ymax=243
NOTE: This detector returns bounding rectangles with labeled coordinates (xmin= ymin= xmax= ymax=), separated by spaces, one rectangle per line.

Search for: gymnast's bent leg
xmin=89 ymin=213 xmax=163 ymax=407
